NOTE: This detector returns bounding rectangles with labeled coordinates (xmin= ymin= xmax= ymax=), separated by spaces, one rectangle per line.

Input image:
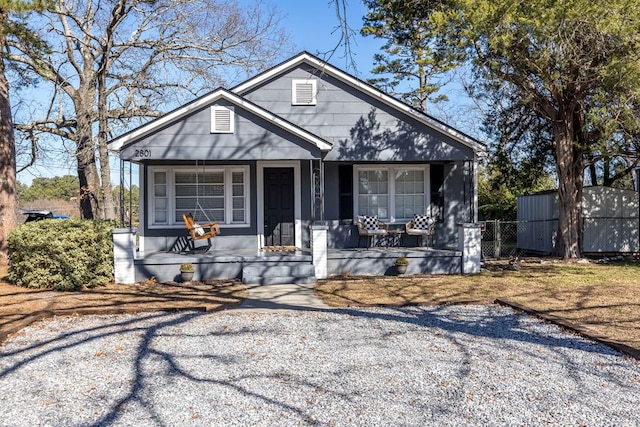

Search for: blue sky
xmin=16 ymin=0 xmax=477 ymax=187
xmin=277 ymin=0 xmax=384 ymax=77
xmin=18 ymin=0 xmax=386 ymax=186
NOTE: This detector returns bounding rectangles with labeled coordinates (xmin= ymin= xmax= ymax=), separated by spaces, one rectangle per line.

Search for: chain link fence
xmin=481 ymin=220 xmax=523 ymax=259
xmin=483 ymin=217 xmax=640 ymax=259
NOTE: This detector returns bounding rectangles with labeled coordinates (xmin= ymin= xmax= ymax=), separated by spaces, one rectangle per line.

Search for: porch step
xmin=242 ymin=264 xmax=316 ymax=285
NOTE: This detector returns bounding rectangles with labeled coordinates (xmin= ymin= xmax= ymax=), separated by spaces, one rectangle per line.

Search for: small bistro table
xmin=383 ymin=229 xmax=405 ymax=247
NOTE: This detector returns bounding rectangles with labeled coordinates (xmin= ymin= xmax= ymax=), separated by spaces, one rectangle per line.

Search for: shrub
xmin=180 ymin=263 xmax=194 ymax=272
xmin=395 ymin=257 xmax=409 ymax=265
xmin=8 ymin=220 xmax=115 ymax=290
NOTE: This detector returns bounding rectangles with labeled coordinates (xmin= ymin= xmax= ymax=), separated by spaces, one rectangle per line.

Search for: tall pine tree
xmin=361 ymin=0 xmax=458 ymax=112
xmin=0 ymin=0 xmax=49 ymax=263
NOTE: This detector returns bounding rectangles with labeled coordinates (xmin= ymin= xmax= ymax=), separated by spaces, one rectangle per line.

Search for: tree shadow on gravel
xmin=1 ymin=309 xmax=357 ymax=425
xmin=0 ymin=300 xmax=636 ymax=426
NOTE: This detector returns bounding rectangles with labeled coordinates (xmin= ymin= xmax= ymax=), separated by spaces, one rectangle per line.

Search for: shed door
xmin=264 ymin=168 xmax=295 ymax=247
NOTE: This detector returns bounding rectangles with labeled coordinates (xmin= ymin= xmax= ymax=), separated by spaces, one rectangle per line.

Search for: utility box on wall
xmin=517 ymin=187 xmax=639 ymax=254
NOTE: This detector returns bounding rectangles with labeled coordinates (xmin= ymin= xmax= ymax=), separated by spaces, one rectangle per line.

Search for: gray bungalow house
xmin=109 ymin=52 xmax=484 ymax=284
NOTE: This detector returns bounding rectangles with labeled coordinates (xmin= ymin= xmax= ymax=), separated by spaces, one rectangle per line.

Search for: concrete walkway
xmin=236 ymin=284 xmax=330 ymax=311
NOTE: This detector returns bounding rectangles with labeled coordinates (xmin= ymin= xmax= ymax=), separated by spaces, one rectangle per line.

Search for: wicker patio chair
xmin=356 ymin=215 xmax=388 ymax=248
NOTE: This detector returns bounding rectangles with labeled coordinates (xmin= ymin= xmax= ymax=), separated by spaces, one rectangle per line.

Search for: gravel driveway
xmin=0 ymin=305 xmax=638 ymax=426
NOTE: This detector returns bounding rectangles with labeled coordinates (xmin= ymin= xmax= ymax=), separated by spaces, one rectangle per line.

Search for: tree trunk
xmin=602 ymin=156 xmax=610 ymax=187
xmin=586 ymin=155 xmax=598 ymax=186
xmin=554 ymin=119 xmax=583 ymax=258
xmin=75 ymin=108 xmax=99 ymax=219
xmin=97 ymin=60 xmax=115 ymax=220
xmin=0 ymin=10 xmax=17 ymax=263
xmin=418 ymin=61 xmax=427 ymax=113
xmin=76 ymin=141 xmax=98 ymax=219
xmin=97 ymin=138 xmax=114 ymax=220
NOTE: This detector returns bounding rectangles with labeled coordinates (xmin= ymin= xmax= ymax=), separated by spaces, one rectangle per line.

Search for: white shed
xmin=517 ymin=187 xmax=639 ymax=254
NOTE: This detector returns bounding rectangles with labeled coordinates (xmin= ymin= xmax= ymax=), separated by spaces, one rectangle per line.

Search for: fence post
xmin=493 ymin=219 xmax=500 ymax=259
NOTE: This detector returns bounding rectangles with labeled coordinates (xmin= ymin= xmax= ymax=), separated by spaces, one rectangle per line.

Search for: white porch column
xmin=112 ymin=228 xmax=137 ymax=284
xmin=458 ymin=223 xmax=481 ymax=274
xmin=310 ymin=225 xmax=328 ymax=279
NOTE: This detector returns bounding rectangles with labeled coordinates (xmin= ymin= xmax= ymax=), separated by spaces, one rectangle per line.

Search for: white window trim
xmin=210 ymin=106 xmax=234 ymax=133
xmin=353 ymin=164 xmax=431 ymax=224
xmin=291 ymin=79 xmax=317 ymax=105
xmin=138 ymin=168 xmax=146 ymax=253
xmin=147 ymin=165 xmax=250 ymax=228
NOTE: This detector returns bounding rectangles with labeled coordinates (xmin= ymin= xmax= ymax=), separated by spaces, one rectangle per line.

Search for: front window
xmin=354 ymin=165 xmax=429 ymax=223
xmin=175 ymin=171 xmax=225 ymax=223
xmin=357 ymin=169 xmax=388 ymax=219
xmin=149 ymin=166 xmax=249 ymax=227
xmin=394 ymin=169 xmax=425 ymax=220
xmin=153 ymin=171 xmax=168 ymax=224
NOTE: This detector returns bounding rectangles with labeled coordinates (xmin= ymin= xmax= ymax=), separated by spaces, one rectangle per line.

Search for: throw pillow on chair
xmin=413 ymin=214 xmax=433 ymax=230
xmin=358 ymin=215 xmax=380 ymax=231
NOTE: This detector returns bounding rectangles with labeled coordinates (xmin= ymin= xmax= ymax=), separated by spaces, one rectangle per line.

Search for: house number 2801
xmin=134 ymin=149 xmax=151 ymax=158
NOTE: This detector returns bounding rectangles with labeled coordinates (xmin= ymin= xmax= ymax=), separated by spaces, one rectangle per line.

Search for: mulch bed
xmin=0 ymin=265 xmax=247 ymax=345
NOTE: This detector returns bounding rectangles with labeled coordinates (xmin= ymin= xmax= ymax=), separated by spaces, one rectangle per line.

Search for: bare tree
xmin=7 ymin=0 xmax=289 ymax=219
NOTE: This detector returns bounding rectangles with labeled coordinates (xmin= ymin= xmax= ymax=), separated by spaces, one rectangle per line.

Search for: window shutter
xmin=210 ymin=106 xmax=234 ymax=133
xmin=292 ymin=79 xmax=317 ymax=105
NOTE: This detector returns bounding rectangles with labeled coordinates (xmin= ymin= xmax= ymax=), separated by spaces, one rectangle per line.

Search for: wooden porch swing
xmin=182 ymin=213 xmax=220 ymax=241
xmin=182 ymin=161 xmax=220 ymax=247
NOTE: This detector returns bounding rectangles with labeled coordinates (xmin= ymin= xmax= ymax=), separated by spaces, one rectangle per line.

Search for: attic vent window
xmin=292 ymin=79 xmax=317 ymax=105
xmin=210 ymin=106 xmax=234 ymax=133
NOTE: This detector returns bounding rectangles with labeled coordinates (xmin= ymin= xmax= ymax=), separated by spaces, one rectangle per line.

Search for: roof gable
xmin=232 ymin=51 xmax=485 ymax=154
xmin=108 ymin=87 xmax=332 ymax=152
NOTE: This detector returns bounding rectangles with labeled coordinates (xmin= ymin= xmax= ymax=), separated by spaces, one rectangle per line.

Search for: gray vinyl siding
xmin=120 ymin=100 xmax=322 ymax=161
xmin=437 ymin=162 xmax=472 ymax=248
xmin=323 ymin=162 xmax=341 ymax=222
xmin=240 ymin=65 xmax=475 ymax=162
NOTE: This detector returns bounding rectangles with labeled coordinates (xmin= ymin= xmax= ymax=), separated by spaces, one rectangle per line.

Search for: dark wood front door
xmin=264 ymin=168 xmax=295 ymax=247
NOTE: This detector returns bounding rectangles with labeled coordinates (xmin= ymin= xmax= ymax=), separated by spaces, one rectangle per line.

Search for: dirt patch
xmin=315 ymin=260 xmax=640 ymax=354
xmin=5 ymin=259 xmax=640 ymax=357
xmin=0 ymin=264 xmax=247 ymax=344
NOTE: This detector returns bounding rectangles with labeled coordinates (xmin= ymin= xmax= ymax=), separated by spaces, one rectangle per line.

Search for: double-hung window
xmin=174 ymin=171 xmax=225 ymax=223
xmin=357 ymin=169 xmax=389 ymax=219
xmin=149 ymin=166 xmax=249 ymax=227
xmin=354 ymin=165 xmax=429 ymax=223
xmin=152 ymin=171 xmax=168 ymax=224
xmin=394 ymin=169 xmax=426 ymax=221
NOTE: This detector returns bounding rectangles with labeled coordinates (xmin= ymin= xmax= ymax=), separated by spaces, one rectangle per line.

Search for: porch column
xmin=311 ymin=159 xmax=324 ymax=221
xmin=458 ymin=223 xmax=481 ymax=274
xmin=310 ymin=225 xmax=328 ymax=279
xmin=112 ymin=228 xmax=137 ymax=284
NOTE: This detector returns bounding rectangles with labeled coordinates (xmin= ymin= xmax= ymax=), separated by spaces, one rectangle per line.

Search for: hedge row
xmin=8 ymin=220 xmax=115 ymax=290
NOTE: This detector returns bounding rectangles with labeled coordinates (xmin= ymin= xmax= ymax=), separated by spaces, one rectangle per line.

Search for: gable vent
xmin=292 ymin=79 xmax=317 ymax=105
xmin=210 ymin=106 xmax=234 ymax=133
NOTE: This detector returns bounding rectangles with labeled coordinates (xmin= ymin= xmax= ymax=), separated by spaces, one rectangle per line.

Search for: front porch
xmin=130 ymin=246 xmax=463 ymax=284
